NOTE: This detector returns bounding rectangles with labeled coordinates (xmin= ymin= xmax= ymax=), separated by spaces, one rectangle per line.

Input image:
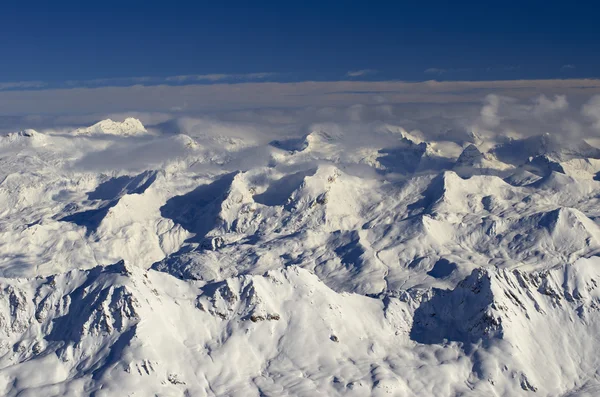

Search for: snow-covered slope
xmin=0 ymin=119 xmax=600 ymax=396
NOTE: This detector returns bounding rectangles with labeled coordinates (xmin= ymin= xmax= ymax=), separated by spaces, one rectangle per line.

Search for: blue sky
xmin=1 ymin=1 xmax=599 ymax=87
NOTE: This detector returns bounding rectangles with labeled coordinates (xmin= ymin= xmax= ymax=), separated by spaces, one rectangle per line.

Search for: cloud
xmin=164 ymin=73 xmax=274 ymax=83
xmin=532 ymin=94 xmax=568 ymax=117
xmin=467 ymin=92 xmax=592 ymax=141
xmin=0 ymin=81 xmax=47 ymax=91
xmin=424 ymin=68 xmax=447 ymax=75
xmin=76 ymin=92 xmax=600 ymax=173
xmin=562 ymin=64 xmax=576 ymax=70
xmin=426 ymin=66 xmax=519 ymax=76
xmin=65 ymin=76 xmax=154 ymax=87
xmin=63 ymin=73 xmax=275 ymax=88
xmin=73 ymin=135 xmax=192 ymax=172
xmin=2 ymin=78 xmax=600 ymax=137
xmin=478 ymin=94 xmax=507 ymax=128
xmin=582 ymin=95 xmax=600 ymax=131
xmin=488 ymin=65 xmax=520 ymax=72
xmin=346 ymin=70 xmax=377 ymax=77
xmin=424 ymin=67 xmax=474 ymax=75
xmin=3 ymin=82 xmax=600 ymax=171
xmin=3 ymin=78 xmax=598 ymax=117
xmin=165 ymin=74 xmax=228 ymax=83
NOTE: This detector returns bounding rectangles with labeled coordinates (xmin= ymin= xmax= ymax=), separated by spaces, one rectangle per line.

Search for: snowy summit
xmin=72 ymin=117 xmax=147 ymax=136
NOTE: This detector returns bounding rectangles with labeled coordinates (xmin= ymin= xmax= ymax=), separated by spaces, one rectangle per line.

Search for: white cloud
xmin=533 ymin=94 xmax=568 ymax=117
xmin=562 ymin=64 xmax=576 ymax=70
xmin=346 ymin=70 xmax=377 ymax=77
xmin=346 ymin=104 xmax=365 ymax=121
xmin=469 ymin=92 xmax=581 ymax=141
xmin=582 ymin=95 xmax=600 ymax=131
xmin=479 ymin=94 xmax=503 ymax=128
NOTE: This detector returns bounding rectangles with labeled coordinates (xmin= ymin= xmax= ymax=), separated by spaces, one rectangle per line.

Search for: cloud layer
xmin=0 ymin=73 xmax=276 ymax=92
xmin=2 ymin=79 xmax=600 ymax=117
xmin=1 ymin=79 xmax=600 ymax=151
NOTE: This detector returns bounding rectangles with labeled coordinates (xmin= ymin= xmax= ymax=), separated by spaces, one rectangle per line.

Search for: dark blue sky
xmin=1 ymin=1 xmax=599 ymax=85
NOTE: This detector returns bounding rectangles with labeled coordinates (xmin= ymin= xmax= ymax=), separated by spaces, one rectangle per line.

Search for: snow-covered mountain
xmin=0 ymin=117 xmax=600 ymax=396
xmin=72 ymin=118 xmax=148 ymax=136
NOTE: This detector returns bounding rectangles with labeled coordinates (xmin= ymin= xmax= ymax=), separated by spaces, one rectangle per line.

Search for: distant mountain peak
xmin=73 ymin=117 xmax=147 ymax=136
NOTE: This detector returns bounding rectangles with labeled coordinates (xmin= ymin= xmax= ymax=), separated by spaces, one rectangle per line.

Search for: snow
xmin=0 ymin=115 xmax=599 ymax=395
xmin=72 ymin=118 xmax=147 ymax=136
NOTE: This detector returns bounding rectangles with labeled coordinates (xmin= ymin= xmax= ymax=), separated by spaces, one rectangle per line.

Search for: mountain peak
xmin=73 ymin=117 xmax=147 ymax=136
